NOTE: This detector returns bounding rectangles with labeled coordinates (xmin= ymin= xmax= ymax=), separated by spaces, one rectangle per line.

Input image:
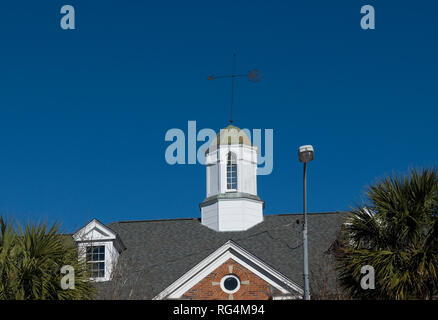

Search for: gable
xmin=73 ymin=219 xmax=117 ymax=242
xmin=183 ymin=258 xmax=279 ymax=300
xmin=154 ymin=240 xmax=303 ymax=300
xmin=83 ymin=227 xmax=111 ymax=240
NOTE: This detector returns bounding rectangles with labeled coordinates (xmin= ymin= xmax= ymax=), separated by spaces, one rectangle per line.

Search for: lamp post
xmin=298 ymin=145 xmax=314 ymax=300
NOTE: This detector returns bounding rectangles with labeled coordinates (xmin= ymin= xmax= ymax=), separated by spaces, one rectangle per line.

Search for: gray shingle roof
xmin=94 ymin=212 xmax=347 ymax=299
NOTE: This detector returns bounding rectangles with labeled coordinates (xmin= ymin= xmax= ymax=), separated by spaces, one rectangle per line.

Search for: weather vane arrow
xmin=207 ymin=54 xmax=261 ymax=124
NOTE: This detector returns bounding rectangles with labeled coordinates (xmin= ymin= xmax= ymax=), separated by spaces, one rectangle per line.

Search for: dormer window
xmin=73 ymin=219 xmax=126 ymax=282
xmin=86 ymin=245 xmax=105 ymax=278
xmin=227 ymin=152 xmax=237 ymax=190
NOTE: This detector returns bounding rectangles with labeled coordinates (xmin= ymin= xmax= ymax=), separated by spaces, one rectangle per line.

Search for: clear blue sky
xmin=0 ymin=1 xmax=437 ymax=233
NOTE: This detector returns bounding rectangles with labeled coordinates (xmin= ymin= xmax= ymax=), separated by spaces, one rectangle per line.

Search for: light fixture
xmin=298 ymin=145 xmax=314 ymax=163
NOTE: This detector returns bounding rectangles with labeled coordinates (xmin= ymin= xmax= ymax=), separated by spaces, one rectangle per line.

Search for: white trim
xmin=77 ymin=240 xmax=117 ymax=282
xmin=220 ymin=274 xmax=240 ymax=294
xmin=73 ymin=219 xmax=117 ymax=242
xmin=272 ymin=295 xmax=302 ymax=300
xmin=153 ymin=240 xmax=303 ymax=300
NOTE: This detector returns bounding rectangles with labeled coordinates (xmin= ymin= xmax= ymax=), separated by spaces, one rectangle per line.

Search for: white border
xmin=220 ymin=274 xmax=241 ymax=294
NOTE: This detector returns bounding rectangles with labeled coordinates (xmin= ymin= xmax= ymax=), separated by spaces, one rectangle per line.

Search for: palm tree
xmin=0 ymin=217 xmax=96 ymax=299
xmin=334 ymin=168 xmax=438 ymax=299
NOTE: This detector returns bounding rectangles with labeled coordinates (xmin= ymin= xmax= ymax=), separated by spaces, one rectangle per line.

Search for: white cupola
xmin=199 ymin=124 xmax=264 ymax=232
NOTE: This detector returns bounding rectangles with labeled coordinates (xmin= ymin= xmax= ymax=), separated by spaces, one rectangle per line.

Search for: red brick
xmin=182 ymin=258 xmax=271 ymax=300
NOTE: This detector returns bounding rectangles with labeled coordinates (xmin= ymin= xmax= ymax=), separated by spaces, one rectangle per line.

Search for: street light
xmin=298 ymin=145 xmax=314 ymax=300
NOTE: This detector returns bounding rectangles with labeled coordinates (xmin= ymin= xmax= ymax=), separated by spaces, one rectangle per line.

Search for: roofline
xmin=267 ymin=211 xmax=350 ymax=216
xmin=110 ymin=211 xmax=348 ymax=225
xmin=115 ymin=217 xmax=199 ymax=224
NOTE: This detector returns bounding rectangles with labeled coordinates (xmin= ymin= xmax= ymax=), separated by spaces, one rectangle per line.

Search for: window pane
xmin=86 ymin=246 xmax=105 ymax=262
xmin=88 ymin=261 xmax=105 ymax=278
xmin=227 ymin=153 xmax=237 ymax=189
xmin=224 ymin=277 xmax=238 ymax=291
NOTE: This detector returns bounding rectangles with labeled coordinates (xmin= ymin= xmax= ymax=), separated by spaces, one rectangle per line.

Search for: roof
xmin=199 ymin=191 xmax=264 ymax=208
xmin=94 ymin=212 xmax=348 ymax=299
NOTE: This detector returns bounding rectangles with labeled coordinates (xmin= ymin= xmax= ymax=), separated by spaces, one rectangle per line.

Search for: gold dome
xmin=208 ymin=124 xmax=252 ymax=151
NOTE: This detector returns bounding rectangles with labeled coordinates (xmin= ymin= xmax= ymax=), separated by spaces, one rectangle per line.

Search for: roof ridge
xmin=110 ymin=212 xmax=347 ymax=225
xmin=114 ymin=217 xmax=200 ymax=224
xmin=267 ymin=211 xmax=349 ymax=216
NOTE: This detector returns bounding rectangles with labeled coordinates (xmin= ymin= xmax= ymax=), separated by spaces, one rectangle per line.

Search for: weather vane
xmin=207 ymin=54 xmax=261 ymax=124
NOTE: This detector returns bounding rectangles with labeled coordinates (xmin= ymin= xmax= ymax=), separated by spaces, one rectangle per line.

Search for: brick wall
xmin=182 ymin=258 xmax=273 ymax=300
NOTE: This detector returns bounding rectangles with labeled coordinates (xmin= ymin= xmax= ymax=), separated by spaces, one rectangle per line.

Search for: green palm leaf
xmin=0 ymin=217 xmax=96 ymax=300
xmin=334 ymin=168 xmax=438 ymax=299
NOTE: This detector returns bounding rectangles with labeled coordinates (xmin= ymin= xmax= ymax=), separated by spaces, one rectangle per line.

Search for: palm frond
xmin=334 ymin=168 xmax=438 ymax=299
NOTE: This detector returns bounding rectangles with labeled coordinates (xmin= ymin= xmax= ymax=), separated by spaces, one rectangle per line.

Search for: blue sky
xmin=0 ymin=1 xmax=437 ymax=233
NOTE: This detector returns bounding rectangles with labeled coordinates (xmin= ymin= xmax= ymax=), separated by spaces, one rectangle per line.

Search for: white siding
xmin=201 ymin=135 xmax=263 ymax=232
xmin=201 ymin=202 xmax=219 ymax=231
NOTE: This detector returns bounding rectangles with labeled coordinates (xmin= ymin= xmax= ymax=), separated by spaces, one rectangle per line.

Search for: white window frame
xmin=226 ymin=152 xmax=237 ymax=191
xmin=220 ymin=274 xmax=241 ymax=294
xmin=86 ymin=245 xmax=106 ymax=279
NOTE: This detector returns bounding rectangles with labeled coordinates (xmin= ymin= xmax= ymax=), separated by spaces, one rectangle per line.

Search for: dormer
xmin=73 ymin=219 xmax=125 ymax=282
